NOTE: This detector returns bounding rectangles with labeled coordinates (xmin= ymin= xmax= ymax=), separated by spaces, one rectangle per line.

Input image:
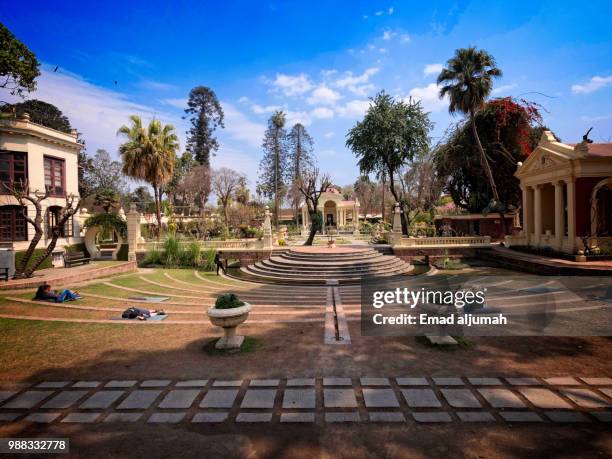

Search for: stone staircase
xmin=237 ymin=247 xmax=413 ymax=284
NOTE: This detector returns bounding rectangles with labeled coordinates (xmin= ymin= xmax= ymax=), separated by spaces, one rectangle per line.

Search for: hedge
xmin=14 ymin=248 xmax=53 ymax=272
xmin=64 ymin=242 xmax=90 ymax=258
xmin=116 ymin=244 xmax=129 ymax=261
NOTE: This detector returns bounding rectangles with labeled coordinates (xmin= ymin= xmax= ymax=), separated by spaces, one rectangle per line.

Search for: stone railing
xmin=137 ymin=239 xmax=263 ymax=251
xmin=396 ymin=236 xmax=492 ymax=247
xmin=504 ymin=234 xmax=527 ymax=247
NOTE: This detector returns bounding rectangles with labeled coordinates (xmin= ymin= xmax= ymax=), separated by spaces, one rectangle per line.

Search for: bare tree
xmin=179 ymin=165 xmax=211 ymax=216
xmin=212 ymin=167 xmax=245 ymax=226
xmin=296 ymin=168 xmax=332 ymax=246
xmin=5 ymin=181 xmax=48 ymax=279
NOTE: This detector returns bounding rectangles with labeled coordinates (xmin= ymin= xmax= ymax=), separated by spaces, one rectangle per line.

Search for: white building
xmin=0 ymin=114 xmax=83 ymax=252
xmin=301 ymin=187 xmax=360 ymax=234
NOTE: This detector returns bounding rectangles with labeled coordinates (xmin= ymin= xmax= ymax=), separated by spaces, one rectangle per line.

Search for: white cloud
xmin=285 ymin=109 xmax=312 ymax=127
xmin=221 ymin=102 xmax=266 ymax=147
xmin=399 ymin=34 xmax=411 ymax=43
xmin=379 ymin=48 xmax=389 ymax=54
xmin=580 ymin=114 xmax=612 ymax=122
xmin=423 ymin=63 xmax=443 ymax=76
xmin=375 ymin=10 xmax=384 ymax=16
xmin=382 ymin=30 xmax=396 ymax=40
xmin=271 ymin=73 xmax=313 ymax=96
xmin=571 ymin=76 xmax=612 ymax=94
xmin=492 ymin=83 xmax=518 ymax=95
xmin=251 ymin=103 xmax=281 ymax=114
xmin=311 ymin=107 xmax=334 ymax=119
xmin=238 ymin=96 xmax=250 ymax=104
xmin=138 ymin=80 xmax=176 ymax=91
xmin=407 ymin=83 xmax=448 ymax=112
xmin=321 ymin=69 xmax=338 ymax=77
xmin=307 ymin=85 xmax=342 ymax=105
xmin=388 ymin=7 xmax=394 ymax=14
xmin=324 ymin=131 xmax=335 ymax=139
xmin=335 ymin=68 xmax=379 ymax=95
xmin=7 ymin=68 xmax=183 ymax=159
xmin=162 ymin=98 xmax=188 ymax=109
xmin=336 ymin=99 xmax=371 ymax=118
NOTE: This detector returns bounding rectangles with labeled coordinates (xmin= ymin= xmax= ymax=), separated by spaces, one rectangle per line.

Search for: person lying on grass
xmin=34 ymin=283 xmax=81 ymax=303
xmin=121 ymin=306 xmax=166 ymax=321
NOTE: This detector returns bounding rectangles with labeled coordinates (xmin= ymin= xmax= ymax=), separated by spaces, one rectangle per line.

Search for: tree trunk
xmin=13 ymin=202 xmax=45 ymax=279
xmin=305 ymin=210 xmax=317 ymax=245
xmin=381 ymin=176 xmax=386 ymax=222
xmin=387 ymin=171 xmax=408 ymax=235
xmin=153 ymin=185 xmax=162 ymax=241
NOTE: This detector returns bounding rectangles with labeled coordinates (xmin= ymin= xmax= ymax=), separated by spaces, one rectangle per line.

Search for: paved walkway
xmin=1 ymin=377 xmax=610 ymax=425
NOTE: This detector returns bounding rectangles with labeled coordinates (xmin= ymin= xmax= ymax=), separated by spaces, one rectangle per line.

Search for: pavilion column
xmin=521 ymin=185 xmax=531 ymax=244
xmin=554 ymin=181 xmax=565 ymax=250
xmin=567 ymin=179 xmax=576 ymax=253
xmin=534 ymin=184 xmax=542 ymax=246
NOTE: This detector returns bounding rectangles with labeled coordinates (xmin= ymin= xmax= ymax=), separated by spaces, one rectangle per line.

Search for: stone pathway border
xmin=0 ymin=377 xmax=610 ymax=425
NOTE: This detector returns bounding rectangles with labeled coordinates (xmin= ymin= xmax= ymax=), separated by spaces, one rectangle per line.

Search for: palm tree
xmin=118 ymin=115 xmax=178 ymax=239
xmin=437 ymin=47 xmax=504 ymax=229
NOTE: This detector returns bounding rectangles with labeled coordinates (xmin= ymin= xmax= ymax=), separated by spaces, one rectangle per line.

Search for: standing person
xmin=215 ymin=251 xmax=226 ymax=275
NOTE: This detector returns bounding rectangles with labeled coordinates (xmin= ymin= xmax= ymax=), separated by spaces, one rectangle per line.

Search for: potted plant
xmin=207 ymin=293 xmax=251 ymax=349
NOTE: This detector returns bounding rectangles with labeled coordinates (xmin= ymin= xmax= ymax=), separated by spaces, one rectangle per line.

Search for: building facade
xmin=301 ymin=187 xmax=360 ymax=234
xmin=507 ymin=131 xmax=612 ymax=254
xmin=0 ymin=114 xmax=83 ymax=254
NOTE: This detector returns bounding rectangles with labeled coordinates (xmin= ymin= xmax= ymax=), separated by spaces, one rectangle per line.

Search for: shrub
xmin=214 ymin=293 xmax=244 ymax=309
xmin=64 ymin=243 xmax=90 ymax=258
xmin=202 ymin=248 xmax=216 ymax=271
xmin=116 ymin=244 xmax=129 ymax=261
xmin=180 ymin=241 xmax=202 ymax=267
xmin=277 ymin=239 xmax=286 ymax=246
xmin=15 ymin=248 xmax=53 ymax=272
xmin=142 ymin=247 xmax=162 ymax=266
xmin=162 ymin=236 xmax=181 ymax=266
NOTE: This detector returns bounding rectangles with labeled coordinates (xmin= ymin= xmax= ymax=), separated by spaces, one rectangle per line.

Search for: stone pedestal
xmin=127 ymin=204 xmax=141 ymax=262
xmin=207 ymin=303 xmax=251 ymax=350
xmin=262 ymin=206 xmax=272 ymax=249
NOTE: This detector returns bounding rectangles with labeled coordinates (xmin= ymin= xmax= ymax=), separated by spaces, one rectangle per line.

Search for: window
xmin=44 ymin=156 xmax=65 ymax=196
xmin=0 ymin=151 xmax=27 ymax=193
xmin=47 ymin=206 xmax=73 ymax=238
xmin=0 ymin=206 xmax=28 ymax=241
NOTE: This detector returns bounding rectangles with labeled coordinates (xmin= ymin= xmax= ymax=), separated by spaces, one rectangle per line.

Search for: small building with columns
xmin=301 ymin=187 xmax=360 ymax=234
xmin=508 ymin=131 xmax=612 ymax=254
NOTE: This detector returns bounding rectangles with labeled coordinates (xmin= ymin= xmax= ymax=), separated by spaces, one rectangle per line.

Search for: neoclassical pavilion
xmin=301 ymin=187 xmax=360 ymax=234
xmin=508 ymin=131 xmax=612 ymax=254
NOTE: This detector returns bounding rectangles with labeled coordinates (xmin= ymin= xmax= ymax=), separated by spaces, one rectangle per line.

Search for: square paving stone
xmin=360 ymin=378 xmax=390 ymax=386
xmin=544 ymin=377 xmax=580 ymax=386
xmin=440 ymin=389 xmax=482 ymax=408
xmin=148 ymin=412 xmax=185 ymax=423
xmin=396 ymin=378 xmax=428 ymax=386
xmin=519 ymin=389 xmax=573 ymax=409
xmin=0 ymin=391 xmax=17 ymax=405
xmin=24 ymin=412 xmax=61 ymax=423
xmin=36 ymin=381 xmax=71 ymax=389
xmin=105 ymin=380 xmax=136 ymax=388
xmin=241 ymin=390 xmax=277 ymax=409
xmin=500 ymin=412 xmax=543 ymax=422
xmin=545 ymin=411 xmax=590 ymax=423
xmin=73 ymin=381 xmax=101 ymax=388
xmin=591 ymin=412 xmax=612 ymax=422
xmin=467 ymin=378 xmax=502 ymax=386
xmin=104 ymin=413 xmax=142 ymax=423
xmin=176 ymin=380 xmax=208 ymax=387
xmin=0 ymin=413 xmax=21 ymax=422
xmin=283 ymin=389 xmax=316 ymax=409
xmin=457 ymin=412 xmax=496 ymax=422
xmin=80 ymin=391 xmax=124 ymax=409
xmin=281 ymin=412 xmax=315 ymax=423
xmin=61 ymin=412 xmax=101 ymax=423
xmin=286 ymin=378 xmax=315 ymax=387
xmin=362 ymin=389 xmax=399 ymax=408
xmin=324 ymin=389 xmax=358 ymax=408
xmin=236 ymin=412 xmax=272 ymax=423
xmin=140 ymin=380 xmax=171 ymax=388
xmin=505 ymin=378 xmax=542 ymax=386
xmin=368 ymin=412 xmax=405 ymax=423
xmin=412 ymin=412 xmax=452 ymax=423
xmin=402 ymin=389 xmax=442 ymax=408
xmin=200 ymin=390 xmax=239 ymax=408
xmin=192 ymin=412 xmax=228 ymax=423
xmin=250 ymin=379 xmax=280 ymax=387
xmin=42 ymin=391 xmax=89 ymax=409
xmin=562 ymin=389 xmax=611 ymax=408
xmin=3 ymin=391 xmax=53 ymax=409
xmin=478 ymin=389 xmax=527 ymax=408
xmin=158 ymin=390 xmax=200 ymax=409
xmin=325 ymin=412 xmax=360 ymax=423
xmin=600 ymin=388 xmax=612 ymax=398
xmin=323 ymin=378 xmax=352 ymax=386
xmin=433 ymin=378 xmax=463 ymax=386
xmin=118 ymin=390 xmax=162 ymax=410
xmin=580 ymin=377 xmax=612 ymax=386
xmin=212 ymin=380 xmax=242 ymax=387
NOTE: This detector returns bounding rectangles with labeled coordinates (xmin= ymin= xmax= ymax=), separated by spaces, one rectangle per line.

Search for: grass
xmin=202 ymin=336 xmax=259 ymax=356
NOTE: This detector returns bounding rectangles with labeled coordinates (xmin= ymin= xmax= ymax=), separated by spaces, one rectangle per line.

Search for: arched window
xmin=47 ymin=206 xmax=73 ymax=238
xmin=0 ymin=205 xmax=28 ymax=241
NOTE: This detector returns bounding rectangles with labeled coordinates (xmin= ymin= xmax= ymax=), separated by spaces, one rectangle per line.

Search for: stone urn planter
xmin=207 ymin=302 xmax=251 ymax=350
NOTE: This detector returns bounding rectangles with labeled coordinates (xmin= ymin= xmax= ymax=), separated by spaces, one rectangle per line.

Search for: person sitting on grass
xmin=215 ymin=251 xmax=226 ymax=275
xmin=34 ymin=283 xmax=81 ymax=303
xmin=121 ymin=306 xmax=166 ymax=321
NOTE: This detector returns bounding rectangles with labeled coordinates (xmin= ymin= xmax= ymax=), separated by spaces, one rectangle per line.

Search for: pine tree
xmin=257 ymin=111 xmax=288 ymax=228
xmin=287 ymin=123 xmax=315 ymax=224
xmin=184 ymin=86 xmax=224 ymax=166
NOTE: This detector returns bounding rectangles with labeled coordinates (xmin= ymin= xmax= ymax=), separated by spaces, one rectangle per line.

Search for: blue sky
xmin=2 ymin=0 xmax=611 ymax=189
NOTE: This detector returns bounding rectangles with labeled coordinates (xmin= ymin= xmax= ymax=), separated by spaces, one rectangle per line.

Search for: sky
xmin=2 ymin=0 xmax=611 ymax=191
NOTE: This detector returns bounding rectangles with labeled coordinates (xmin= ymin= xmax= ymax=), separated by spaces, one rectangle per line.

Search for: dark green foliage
xmin=0 ymin=23 xmax=40 ymax=97
xmin=214 ymin=293 xmax=245 ymax=309
xmin=15 ymin=248 xmax=52 ymax=272
xmin=83 ymin=213 xmax=127 ymax=238
xmin=64 ymin=243 xmax=90 ymax=258
xmin=116 ymin=244 xmax=129 ymax=261
xmin=184 ymin=86 xmax=224 ymax=166
xmin=1 ymin=99 xmax=70 ymax=131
